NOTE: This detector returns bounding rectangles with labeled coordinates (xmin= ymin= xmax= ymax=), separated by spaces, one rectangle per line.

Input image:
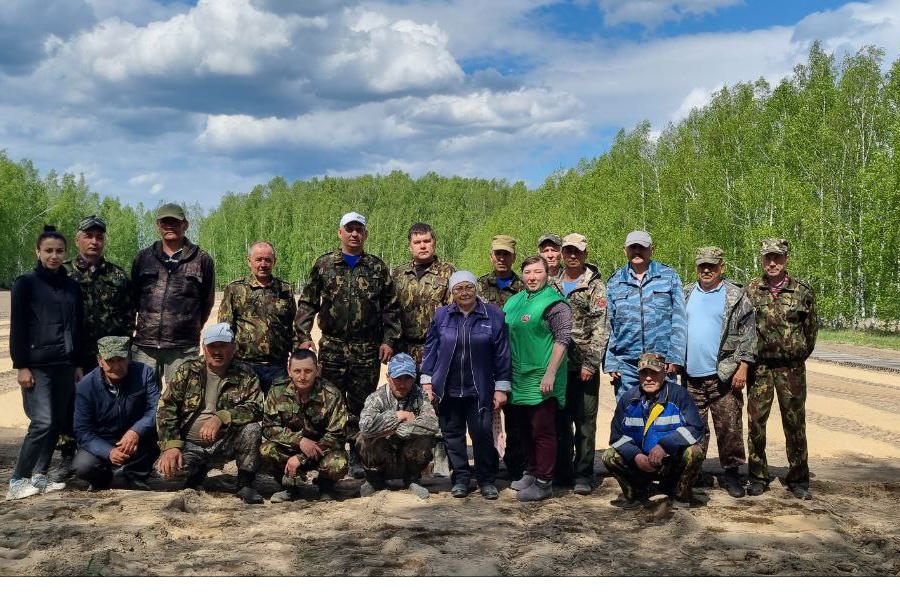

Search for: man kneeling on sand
xmin=260 ymin=349 xmax=349 ymax=502
xmin=73 ymin=336 xmax=160 ymax=490
xmin=602 ymin=352 xmax=705 ymax=509
xmin=358 ymin=353 xmax=439 ymax=499
xmin=155 ymin=323 xmax=265 ymax=504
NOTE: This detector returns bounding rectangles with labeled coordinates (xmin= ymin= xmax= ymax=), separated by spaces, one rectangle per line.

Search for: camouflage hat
xmin=97 ymin=336 xmax=130 ymax=360
xmin=562 ymin=233 xmax=588 ymax=251
xmin=695 ymin=246 xmax=724 ymax=265
xmin=537 ymin=233 xmax=561 ymax=248
xmin=77 ymin=215 xmax=107 ymax=232
xmin=388 ymin=353 xmax=417 ymax=379
xmin=491 ymin=234 xmax=517 ymax=254
xmin=637 ymin=352 xmax=666 ymax=373
xmin=760 ymin=238 xmax=789 ymax=255
xmin=156 ymin=203 xmax=186 ymax=221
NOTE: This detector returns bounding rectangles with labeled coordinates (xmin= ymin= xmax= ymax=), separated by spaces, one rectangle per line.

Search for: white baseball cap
xmin=203 ymin=323 xmax=234 ymax=345
xmin=339 ymin=212 xmax=367 ymax=228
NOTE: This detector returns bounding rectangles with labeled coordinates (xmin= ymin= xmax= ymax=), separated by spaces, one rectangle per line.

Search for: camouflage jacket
xmin=391 ymin=257 xmax=456 ymax=343
xmin=359 ymin=383 xmax=439 ymax=440
xmin=156 ymin=356 xmax=263 ymax=451
xmin=219 ymin=276 xmax=296 ymax=364
xmin=684 ymin=279 xmax=757 ymax=382
xmin=294 ymin=251 xmax=401 ymax=349
xmin=261 ymin=378 xmax=347 ymax=453
xmin=64 ymin=256 xmax=134 ymax=355
xmin=746 ymin=274 xmax=818 ymax=364
xmin=477 ymin=272 xmax=524 ymax=309
xmin=552 ymin=263 xmax=609 ymax=374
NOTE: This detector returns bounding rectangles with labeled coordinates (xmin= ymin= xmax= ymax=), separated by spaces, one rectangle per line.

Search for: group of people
xmin=7 ymin=203 xmax=818 ymax=510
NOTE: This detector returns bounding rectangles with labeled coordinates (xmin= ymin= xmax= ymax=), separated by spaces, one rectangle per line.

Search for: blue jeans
xmin=13 ymin=366 xmax=75 ymax=479
xmin=249 ymin=362 xmax=287 ymax=395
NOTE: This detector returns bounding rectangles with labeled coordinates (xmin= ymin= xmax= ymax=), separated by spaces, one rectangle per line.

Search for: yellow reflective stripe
xmin=644 ymin=403 xmax=665 ymax=436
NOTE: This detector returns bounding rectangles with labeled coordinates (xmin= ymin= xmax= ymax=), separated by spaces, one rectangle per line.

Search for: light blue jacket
xmin=603 ymin=261 xmax=687 ymax=372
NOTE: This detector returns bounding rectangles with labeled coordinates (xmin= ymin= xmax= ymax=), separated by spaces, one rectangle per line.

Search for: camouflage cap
xmin=537 ymin=233 xmax=561 ymax=248
xmin=562 ymin=233 xmax=588 ymax=251
xmin=491 ymin=234 xmax=517 ymax=254
xmin=156 ymin=202 xmax=186 ymax=221
xmin=695 ymin=246 xmax=724 ymax=265
xmin=760 ymin=238 xmax=789 ymax=255
xmin=77 ymin=215 xmax=107 ymax=232
xmin=97 ymin=336 xmax=130 ymax=360
xmin=637 ymin=352 xmax=666 ymax=372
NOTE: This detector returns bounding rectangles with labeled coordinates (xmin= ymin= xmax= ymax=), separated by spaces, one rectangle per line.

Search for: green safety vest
xmin=504 ymin=285 xmax=568 ymax=407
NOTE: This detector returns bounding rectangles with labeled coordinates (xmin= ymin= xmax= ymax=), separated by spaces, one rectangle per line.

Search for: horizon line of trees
xmin=1 ymin=42 xmax=898 ymax=329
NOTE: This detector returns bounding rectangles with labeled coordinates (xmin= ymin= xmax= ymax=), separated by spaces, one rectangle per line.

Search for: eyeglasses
xmin=453 ymin=285 xmax=476 ymax=293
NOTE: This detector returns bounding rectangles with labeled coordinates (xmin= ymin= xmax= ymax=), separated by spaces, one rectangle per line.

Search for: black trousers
xmin=439 ymin=396 xmax=498 ymax=486
xmin=73 ymin=441 xmax=159 ymax=487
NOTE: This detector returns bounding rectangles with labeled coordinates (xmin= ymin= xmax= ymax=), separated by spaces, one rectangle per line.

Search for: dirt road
xmin=1 ymin=292 xmax=899 ymax=575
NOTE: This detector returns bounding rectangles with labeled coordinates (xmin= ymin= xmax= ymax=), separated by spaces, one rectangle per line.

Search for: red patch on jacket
xmin=596 ymin=298 xmax=607 ymax=309
xmin=521 ymin=314 xmax=531 ymax=322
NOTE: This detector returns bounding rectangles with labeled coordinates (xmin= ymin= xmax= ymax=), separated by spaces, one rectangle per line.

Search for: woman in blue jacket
xmin=420 ymin=271 xmax=511 ymax=500
xmin=7 ymin=225 xmax=86 ymax=501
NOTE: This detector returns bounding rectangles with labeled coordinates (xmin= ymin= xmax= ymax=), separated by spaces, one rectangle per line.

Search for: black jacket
xmin=10 ymin=262 xmax=87 ymax=369
xmin=131 ymin=239 xmax=215 ymax=349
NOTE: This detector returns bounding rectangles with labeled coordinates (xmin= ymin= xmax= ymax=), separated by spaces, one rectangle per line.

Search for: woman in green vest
xmin=504 ymin=255 xmax=572 ymax=502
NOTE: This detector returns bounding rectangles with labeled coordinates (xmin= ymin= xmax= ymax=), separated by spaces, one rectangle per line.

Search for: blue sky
xmin=1 ymin=0 xmax=898 ymax=208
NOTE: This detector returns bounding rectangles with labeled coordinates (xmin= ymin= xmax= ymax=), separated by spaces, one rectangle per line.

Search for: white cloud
xmin=596 ymin=0 xmax=743 ymax=28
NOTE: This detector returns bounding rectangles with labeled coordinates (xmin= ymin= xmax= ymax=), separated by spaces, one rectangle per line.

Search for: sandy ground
xmin=1 ymin=291 xmax=900 ymax=576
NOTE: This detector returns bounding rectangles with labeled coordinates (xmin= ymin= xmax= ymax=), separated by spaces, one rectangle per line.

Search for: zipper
xmin=465 ymin=313 xmax=480 ymax=397
xmin=157 ymin=265 xmax=171 ymax=349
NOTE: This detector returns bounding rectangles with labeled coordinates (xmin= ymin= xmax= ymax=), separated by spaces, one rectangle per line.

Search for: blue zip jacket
xmin=420 ymin=298 xmax=511 ymax=414
xmin=608 ymin=381 xmax=705 ymax=466
xmin=74 ymin=361 xmax=159 ymax=458
xmin=604 ymin=260 xmax=687 ymax=372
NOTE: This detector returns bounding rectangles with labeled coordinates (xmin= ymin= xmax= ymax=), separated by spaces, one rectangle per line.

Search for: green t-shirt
xmin=504 ymin=285 xmax=568 ymax=407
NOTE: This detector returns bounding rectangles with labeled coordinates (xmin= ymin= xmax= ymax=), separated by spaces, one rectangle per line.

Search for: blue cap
xmin=202 ymin=322 xmax=234 ymax=345
xmin=388 ymin=353 xmax=416 ymax=379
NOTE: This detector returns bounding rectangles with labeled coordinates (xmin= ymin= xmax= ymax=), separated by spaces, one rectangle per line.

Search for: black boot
xmin=235 ymin=469 xmax=263 ymax=504
xmin=348 ymin=444 xmax=365 ymax=479
xmin=723 ymin=468 xmax=746 ymax=498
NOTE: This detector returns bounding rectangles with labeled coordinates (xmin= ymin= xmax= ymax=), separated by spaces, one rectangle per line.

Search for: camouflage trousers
xmin=319 ymin=336 xmax=381 ymax=442
xmin=397 ymin=340 xmax=426 ymax=369
xmin=747 ymin=361 xmax=809 ymax=487
xmin=133 ymin=345 xmax=199 ymax=389
xmin=357 ymin=434 xmax=434 ymax=486
xmin=555 ymin=369 xmax=600 ymax=485
xmin=259 ymin=440 xmax=348 ymax=486
xmin=601 ymin=445 xmax=704 ymax=502
xmin=171 ymin=422 xmax=262 ymax=481
xmin=684 ymin=375 xmax=745 ymax=470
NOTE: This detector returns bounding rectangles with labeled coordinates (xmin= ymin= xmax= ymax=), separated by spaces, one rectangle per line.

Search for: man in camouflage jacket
xmin=551 ymin=234 xmax=609 ymax=494
xmin=357 ymin=354 xmax=439 ymax=498
xmin=745 ymin=238 xmax=818 ymax=500
xmin=477 ymin=234 xmax=524 ymax=309
xmin=683 ymin=246 xmax=756 ymax=497
xmin=260 ymin=350 xmax=348 ymax=502
xmin=391 ymin=223 xmax=456 ymax=367
xmin=155 ymin=323 xmax=264 ymax=503
xmin=219 ymin=241 xmax=295 ymax=394
xmin=293 ymin=212 xmax=401 ymax=478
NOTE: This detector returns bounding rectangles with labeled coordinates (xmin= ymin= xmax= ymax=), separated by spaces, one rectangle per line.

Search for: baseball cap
xmin=760 ymin=238 xmax=789 ymax=255
xmin=695 ymin=246 xmax=725 ymax=265
xmin=156 ymin=203 xmax=186 ymax=221
xmin=77 ymin=215 xmax=107 ymax=232
xmin=637 ymin=352 xmax=666 ymax=372
xmin=490 ymin=234 xmax=516 ymax=253
xmin=339 ymin=212 xmax=367 ymax=228
xmin=537 ymin=233 xmax=562 ymax=248
xmin=624 ymin=230 xmax=652 ymax=248
xmin=202 ymin=323 xmax=234 ymax=345
xmin=388 ymin=353 xmax=417 ymax=379
xmin=97 ymin=336 xmax=130 ymax=360
xmin=561 ymin=233 xmax=588 ymax=252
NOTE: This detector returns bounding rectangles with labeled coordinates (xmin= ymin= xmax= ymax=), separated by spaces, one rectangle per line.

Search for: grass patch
xmin=819 ymin=329 xmax=900 ymax=351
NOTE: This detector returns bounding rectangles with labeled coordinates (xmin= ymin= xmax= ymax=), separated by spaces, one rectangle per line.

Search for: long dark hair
xmin=36 ymin=225 xmax=67 ymax=250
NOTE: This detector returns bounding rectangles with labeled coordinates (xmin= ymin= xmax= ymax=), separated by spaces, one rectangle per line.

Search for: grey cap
xmin=625 ymin=230 xmax=652 ymax=247
xmin=202 ymin=323 xmax=234 ymax=345
xmin=537 ymin=233 xmax=562 ymax=248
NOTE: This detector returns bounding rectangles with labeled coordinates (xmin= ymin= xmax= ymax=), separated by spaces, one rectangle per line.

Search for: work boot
xmin=235 ymin=470 xmax=263 ymax=504
xmin=451 ymin=482 xmax=470 ymax=498
xmin=516 ymin=478 xmax=552 ymax=502
xmin=694 ymin=471 xmax=715 ymax=488
xmin=510 ymin=473 xmax=535 ymax=491
xmin=317 ymin=478 xmax=338 ymax=501
xmin=184 ymin=465 xmax=209 ymax=490
xmin=408 ymin=482 xmax=429 ymax=500
xmin=611 ymin=494 xmax=647 ymax=510
xmin=51 ymin=453 xmax=76 ymax=483
xmin=788 ymin=485 xmax=813 ymax=500
xmin=573 ymin=480 xmax=593 ymax=496
xmin=348 ymin=445 xmax=365 ymax=480
xmin=480 ymin=484 xmax=499 ymax=500
xmin=432 ymin=440 xmax=451 ymax=478
xmin=723 ymin=468 xmax=746 ymax=498
xmin=270 ymin=486 xmax=300 ymax=503
xmin=746 ymin=479 xmax=768 ymax=496
xmin=358 ymin=481 xmax=377 ymax=497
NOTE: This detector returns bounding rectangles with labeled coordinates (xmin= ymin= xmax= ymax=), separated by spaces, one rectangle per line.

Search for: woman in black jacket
xmin=7 ymin=226 xmax=86 ymax=500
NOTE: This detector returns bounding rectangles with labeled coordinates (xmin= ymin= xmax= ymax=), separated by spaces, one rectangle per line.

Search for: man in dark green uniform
xmin=745 ymin=238 xmax=818 ymax=500
xmin=219 ymin=241 xmax=295 ymax=394
xmin=260 ymin=350 xmax=348 ymax=502
xmin=477 ymin=234 xmax=523 ymax=309
xmin=293 ymin=211 xmax=401 ymax=478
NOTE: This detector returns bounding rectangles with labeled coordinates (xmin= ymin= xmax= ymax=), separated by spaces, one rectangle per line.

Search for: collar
xmin=404 ymin=256 xmax=441 ymax=275
xmin=694 ymin=280 xmax=725 ymax=294
xmin=244 ymin=274 xmax=278 ymax=289
xmin=331 ymin=250 xmax=366 ymax=265
xmin=74 ymin=254 xmax=106 ymax=273
xmin=449 ymin=297 xmax=488 ymax=316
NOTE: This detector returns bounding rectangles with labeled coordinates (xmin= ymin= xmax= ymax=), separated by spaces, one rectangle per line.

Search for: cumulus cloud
xmin=595 ymin=0 xmax=742 ymax=28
